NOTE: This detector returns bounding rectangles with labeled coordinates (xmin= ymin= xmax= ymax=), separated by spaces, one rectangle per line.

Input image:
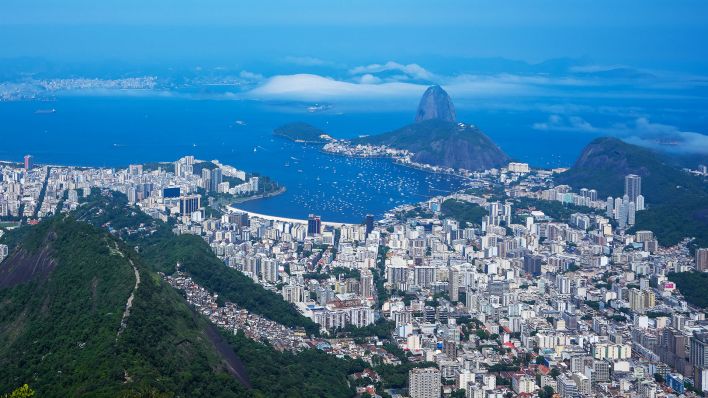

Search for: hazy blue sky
xmin=2 ymin=1 xmax=707 ymax=155
xmin=2 ymin=0 xmax=708 ymax=70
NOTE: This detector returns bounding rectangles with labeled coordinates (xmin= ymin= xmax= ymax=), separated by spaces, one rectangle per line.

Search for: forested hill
xmin=355 ymin=119 xmax=510 ymax=171
xmin=0 ymin=216 xmax=250 ymax=397
xmin=72 ymin=190 xmax=319 ymax=335
xmin=555 ymin=137 xmax=706 ymax=203
xmin=0 ymin=193 xmax=366 ymax=397
xmin=556 ymin=137 xmax=708 ymax=248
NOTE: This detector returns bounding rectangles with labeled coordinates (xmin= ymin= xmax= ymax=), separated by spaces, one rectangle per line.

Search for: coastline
xmin=231 ymin=186 xmax=287 ymax=204
xmin=319 ymin=146 xmax=471 ymax=180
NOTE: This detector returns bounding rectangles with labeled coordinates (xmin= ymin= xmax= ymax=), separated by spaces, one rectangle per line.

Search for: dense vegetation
xmin=440 ymin=198 xmax=486 ymax=228
xmin=2 ymin=191 xmax=449 ymax=397
xmin=0 ymin=217 xmax=249 ymax=397
xmin=273 ymin=122 xmax=328 ymax=143
xmin=557 ymin=137 xmax=708 ymax=247
xmin=76 ymin=190 xmax=319 ymax=335
xmin=140 ymin=232 xmax=320 ymax=335
xmin=0 ymin=197 xmax=374 ymax=396
xmin=335 ymin=319 xmax=395 ymax=339
xmin=668 ymin=272 xmax=708 ymax=309
xmin=354 ymin=119 xmax=510 ymax=170
xmin=225 ymin=330 xmax=365 ymax=397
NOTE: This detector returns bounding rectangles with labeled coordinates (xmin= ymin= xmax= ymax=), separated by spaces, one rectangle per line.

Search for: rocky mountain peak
xmin=415 ymin=85 xmax=456 ymax=123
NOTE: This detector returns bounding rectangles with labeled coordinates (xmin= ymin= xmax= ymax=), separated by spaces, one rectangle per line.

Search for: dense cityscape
xmin=2 ymin=2 xmax=708 ymax=397
xmin=2 ymin=149 xmax=707 ymax=398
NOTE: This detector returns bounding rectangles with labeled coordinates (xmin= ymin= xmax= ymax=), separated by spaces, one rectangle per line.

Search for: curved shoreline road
xmin=226 ymin=205 xmax=358 ymax=228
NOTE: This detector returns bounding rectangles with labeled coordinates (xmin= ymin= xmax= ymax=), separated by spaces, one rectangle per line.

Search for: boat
xmin=34 ymin=108 xmax=56 ymax=114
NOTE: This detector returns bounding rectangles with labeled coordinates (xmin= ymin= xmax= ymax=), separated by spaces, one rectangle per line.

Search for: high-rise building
xmin=210 ymin=168 xmax=223 ymax=192
xmin=23 ymin=155 xmax=33 ymax=172
xmin=696 ymin=248 xmax=708 ymax=272
xmin=557 ymin=374 xmax=579 ymax=398
xmin=365 ymin=214 xmax=374 ymax=236
xmin=636 ymin=194 xmax=645 ymax=210
xmin=625 ymin=174 xmax=642 ymax=203
xmin=179 ymin=195 xmax=201 ymax=215
xmin=606 ymin=197 xmax=614 ymax=218
xmin=448 ymin=266 xmax=460 ymax=302
xmin=628 ymin=202 xmax=636 ymax=226
xmin=691 ymin=331 xmax=708 ymax=386
xmin=360 ymin=269 xmax=373 ymax=299
xmin=201 ymin=168 xmax=211 ymax=190
xmin=128 ymin=164 xmax=143 ymax=175
xmin=409 ymin=367 xmax=441 ymax=398
xmin=523 ymin=254 xmax=543 ymax=277
xmin=307 ymin=214 xmax=321 ymax=236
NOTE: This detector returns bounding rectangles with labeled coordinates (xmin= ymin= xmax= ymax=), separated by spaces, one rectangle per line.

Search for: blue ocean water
xmin=0 ymin=96 xmax=612 ymax=222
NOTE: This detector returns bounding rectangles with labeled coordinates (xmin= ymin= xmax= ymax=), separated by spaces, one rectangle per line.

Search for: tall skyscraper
xmin=636 ymin=194 xmax=645 ymax=211
xmin=23 ymin=155 xmax=33 ymax=172
xmin=307 ymin=214 xmax=321 ymax=236
xmin=365 ymin=214 xmax=374 ymax=236
xmin=201 ymin=168 xmax=211 ymax=190
xmin=409 ymin=367 xmax=441 ymax=398
xmin=697 ymin=248 xmax=708 ymax=272
xmin=625 ymin=174 xmax=642 ymax=203
xmin=360 ymin=269 xmax=373 ymax=298
xmin=628 ymin=202 xmax=636 ymax=226
xmin=448 ymin=266 xmax=460 ymax=302
xmin=210 ymin=168 xmax=223 ymax=192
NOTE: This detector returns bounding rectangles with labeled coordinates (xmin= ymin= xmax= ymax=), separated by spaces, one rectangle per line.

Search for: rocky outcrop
xmin=415 ymin=85 xmax=456 ymax=123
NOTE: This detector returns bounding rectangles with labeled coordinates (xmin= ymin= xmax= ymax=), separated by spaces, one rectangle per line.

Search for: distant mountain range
xmin=356 ymin=85 xmax=510 ymax=170
xmin=557 ymin=136 xmax=708 ymax=248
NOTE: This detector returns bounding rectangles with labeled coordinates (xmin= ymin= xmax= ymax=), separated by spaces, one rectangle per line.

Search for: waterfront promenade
xmin=226 ymin=205 xmax=358 ymax=227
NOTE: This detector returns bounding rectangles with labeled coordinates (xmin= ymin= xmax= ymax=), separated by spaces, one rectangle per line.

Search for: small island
xmin=273 ymin=122 xmax=330 ymax=144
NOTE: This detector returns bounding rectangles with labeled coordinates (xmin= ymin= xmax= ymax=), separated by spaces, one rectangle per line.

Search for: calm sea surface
xmin=0 ymin=96 xmax=613 ymax=222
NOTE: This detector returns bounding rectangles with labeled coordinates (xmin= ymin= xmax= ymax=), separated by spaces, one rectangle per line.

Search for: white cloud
xmin=283 ymin=56 xmax=331 ymax=67
xmin=239 ymin=70 xmax=263 ymax=80
xmin=357 ymin=74 xmax=381 ymax=84
xmin=247 ymin=73 xmax=426 ymax=101
xmin=532 ymin=114 xmax=597 ymax=132
xmin=349 ymin=61 xmax=435 ymax=81
xmin=532 ymin=115 xmax=708 ymax=154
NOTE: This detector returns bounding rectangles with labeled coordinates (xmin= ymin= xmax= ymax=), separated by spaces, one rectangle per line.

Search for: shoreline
xmin=230 ymin=186 xmax=287 ymax=205
xmin=319 ymin=147 xmax=471 ymax=180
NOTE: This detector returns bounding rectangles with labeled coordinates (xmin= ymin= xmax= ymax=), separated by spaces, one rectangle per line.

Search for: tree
xmin=3 ymin=385 xmax=35 ymax=398
xmin=654 ymin=373 xmax=665 ymax=384
xmin=450 ymin=389 xmax=466 ymax=398
xmin=538 ymin=386 xmax=554 ymax=398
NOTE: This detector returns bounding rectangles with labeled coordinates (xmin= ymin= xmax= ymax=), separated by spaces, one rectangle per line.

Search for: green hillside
xmin=0 ymin=217 xmax=249 ymax=397
xmin=354 ymin=119 xmax=510 ymax=171
xmin=73 ymin=190 xmax=319 ymax=335
xmin=0 ymin=196 xmax=366 ymax=397
xmin=556 ymin=137 xmax=708 ymax=247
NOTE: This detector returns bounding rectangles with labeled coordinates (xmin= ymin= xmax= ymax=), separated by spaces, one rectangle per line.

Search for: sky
xmin=2 ymin=1 xmax=708 ymax=69
xmin=1 ymin=1 xmax=707 ymax=155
